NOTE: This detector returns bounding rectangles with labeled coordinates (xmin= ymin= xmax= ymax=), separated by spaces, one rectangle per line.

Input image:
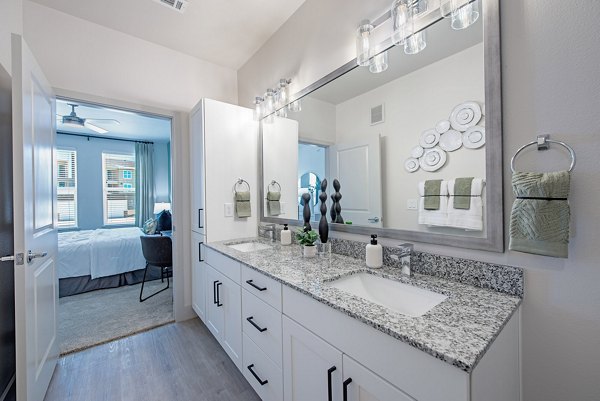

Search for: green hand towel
xmin=453 ymin=177 xmax=474 ymax=209
xmin=235 ymin=191 xmax=251 ymax=218
xmin=509 ymin=171 xmax=570 ymax=258
xmin=267 ymin=191 xmax=281 ymax=216
xmin=424 ymin=180 xmax=443 ymax=210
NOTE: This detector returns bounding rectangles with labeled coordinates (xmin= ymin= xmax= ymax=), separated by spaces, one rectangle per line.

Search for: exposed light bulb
xmin=356 ymin=20 xmax=374 ymax=67
xmin=253 ymin=96 xmax=263 ymax=121
xmin=391 ymin=0 xmax=412 ymax=45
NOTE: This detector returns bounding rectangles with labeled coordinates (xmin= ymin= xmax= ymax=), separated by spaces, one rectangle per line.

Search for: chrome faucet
xmin=259 ymin=224 xmax=277 ymax=242
xmin=398 ymin=243 xmax=413 ymax=276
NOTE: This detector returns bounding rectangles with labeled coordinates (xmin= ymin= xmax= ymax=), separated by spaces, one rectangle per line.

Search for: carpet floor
xmin=59 ymin=279 xmax=174 ymax=355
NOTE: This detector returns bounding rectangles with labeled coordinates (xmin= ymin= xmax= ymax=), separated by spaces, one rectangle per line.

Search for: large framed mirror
xmin=259 ymin=0 xmax=503 ymax=252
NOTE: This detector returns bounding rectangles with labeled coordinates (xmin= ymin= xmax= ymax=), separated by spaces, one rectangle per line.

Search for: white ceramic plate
xmin=419 ymin=129 xmax=440 ymax=148
xmin=449 ymin=101 xmax=482 ymax=132
xmin=439 ymin=130 xmax=463 ymax=152
xmin=462 ymin=126 xmax=486 ymax=148
xmin=419 ymin=147 xmax=447 ymax=172
xmin=410 ymin=145 xmax=424 ymax=158
xmin=404 ymin=157 xmax=420 ymax=173
xmin=435 ymin=120 xmax=451 ymax=134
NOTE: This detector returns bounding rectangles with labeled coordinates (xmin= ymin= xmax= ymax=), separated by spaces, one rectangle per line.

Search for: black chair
xmin=139 ymin=235 xmax=172 ymax=302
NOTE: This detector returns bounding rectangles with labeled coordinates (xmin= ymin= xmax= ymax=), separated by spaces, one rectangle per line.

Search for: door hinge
xmin=0 ymin=253 xmax=24 ymax=265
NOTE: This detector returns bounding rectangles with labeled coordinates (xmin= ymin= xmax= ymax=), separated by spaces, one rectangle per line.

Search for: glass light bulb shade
xmin=391 ymin=0 xmax=412 ymax=45
xmin=288 ymin=99 xmax=302 ymax=112
xmin=278 ymin=79 xmax=289 ymax=107
xmin=356 ymin=21 xmax=373 ymax=66
xmin=404 ymin=30 xmax=427 ymax=54
xmin=451 ymin=1 xmax=479 ymax=30
xmin=253 ymin=97 xmax=263 ymax=121
xmin=276 ymin=108 xmax=287 ymax=118
xmin=440 ymin=0 xmax=456 ymax=18
xmin=369 ymin=51 xmax=389 ymax=74
xmin=264 ymin=113 xmax=274 ymax=124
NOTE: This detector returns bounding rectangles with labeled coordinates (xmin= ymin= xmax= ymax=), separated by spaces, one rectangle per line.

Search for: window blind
xmin=102 ymin=153 xmax=136 ymax=225
xmin=56 ymin=148 xmax=77 ymax=228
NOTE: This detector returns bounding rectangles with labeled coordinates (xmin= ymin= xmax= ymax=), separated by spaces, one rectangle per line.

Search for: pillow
xmin=142 ymin=218 xmax=157 ymax=235
xmin=156 ymin=210 xmax=172 ymax=232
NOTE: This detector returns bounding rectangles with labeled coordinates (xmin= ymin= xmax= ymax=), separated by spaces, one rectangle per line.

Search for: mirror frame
xmin=259 ymin=0 xmax=503 ymax=252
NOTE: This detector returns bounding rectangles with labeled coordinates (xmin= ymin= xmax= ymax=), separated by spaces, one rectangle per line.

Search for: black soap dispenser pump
xmin=366 ymin=234 xmax=383 ymax=268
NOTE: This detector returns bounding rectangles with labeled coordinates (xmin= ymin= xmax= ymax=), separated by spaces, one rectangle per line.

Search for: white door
xmin=190 ymin=100 xmax=205 ymax=236
xmin=11 ymin=35 xmax=58 ymax=401
xmin=342 ymin=355 xmax=415 ymax=401
xmin=220 ymin=273 xmax=242 ymax=370
xmin=283 ymin=316 xmax=343 ymax=401
xmin=205 ymin=264 xmax=224 ymax=339
xmin=329 ymin=134 xmax=383 ymax=227
xmin=191 ymin=232 xmax=206 ymax=321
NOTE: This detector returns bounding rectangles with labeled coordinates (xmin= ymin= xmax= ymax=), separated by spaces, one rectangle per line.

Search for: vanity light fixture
xmin=278 ymin=79 xmax=291 ymax=108
xmin=391 ymin=0 xmax=412 ymax=45
xmin=369 ymin=51 xmax=389 ymax=73
xmin=253 ymin=96 xmax=264 ymax=121
xmin=404 ymin=0 xmax=428 ymax=55
xmin=264 ymin=89 xmax=275 ymax=124
xmin=356 ymin=20 xmax=374 ymax=66
xmin=288 ymin=99 xmax=302 ymax=113
xmin=451 ymin=0 xmax=479 ymax=30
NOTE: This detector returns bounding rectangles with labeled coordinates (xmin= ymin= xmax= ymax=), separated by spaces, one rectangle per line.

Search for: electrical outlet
xmin=407 ymin=199 xmax=418 ymax=210
xmin=224 ymin=203 xmax=234 ymax=217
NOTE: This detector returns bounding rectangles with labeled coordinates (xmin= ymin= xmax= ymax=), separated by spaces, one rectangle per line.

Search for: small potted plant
xmin=296 ymin=228 xmax=319 ymax=258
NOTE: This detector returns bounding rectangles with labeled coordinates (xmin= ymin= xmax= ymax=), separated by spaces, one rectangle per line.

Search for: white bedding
xmin=58 ymin=227 xmax=147 ymax=280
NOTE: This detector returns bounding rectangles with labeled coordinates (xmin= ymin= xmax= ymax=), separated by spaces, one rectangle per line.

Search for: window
xmin=57 ymin=148 xmax=78 ymax=228
xmin=102 ymin=153 xmax=136 ymax=225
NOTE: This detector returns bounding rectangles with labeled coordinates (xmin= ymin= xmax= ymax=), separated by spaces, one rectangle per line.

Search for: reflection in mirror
xmin=261 ymin=0 xmax=500 ymax=248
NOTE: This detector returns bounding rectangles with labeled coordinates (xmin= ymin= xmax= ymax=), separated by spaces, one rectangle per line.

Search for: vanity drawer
xmin=242 ymin=289 xmax=282 ymax=366
xmin=242 ymin=334 xmax=283 ymax=401
xmin=242 ymin=265 xmax=282 ymax=311
xmin=205 ymin=247 xmax=241 ymax=284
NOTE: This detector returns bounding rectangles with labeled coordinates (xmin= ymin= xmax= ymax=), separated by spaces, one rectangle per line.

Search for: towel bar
xmin=233 ymin=178 xmax=251 ymax=194
xmin=267 ymin=180 xmax=281 ymax=193
xmin=510 ymin=134 xmax=576 ymax=173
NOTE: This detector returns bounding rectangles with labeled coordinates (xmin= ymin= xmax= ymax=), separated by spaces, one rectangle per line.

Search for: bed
xmin=58 ymin=227 xmax=162 ymax=297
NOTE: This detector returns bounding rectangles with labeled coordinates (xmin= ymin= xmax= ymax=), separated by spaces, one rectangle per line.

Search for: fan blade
xmin=84 ymin=121 xmax=109 ymax=134
xmin=86 ymin=118 xmax=120 ymax=125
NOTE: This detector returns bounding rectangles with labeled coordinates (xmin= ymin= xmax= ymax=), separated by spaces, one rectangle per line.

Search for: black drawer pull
xmin=246 ymin=279 xmax=267 ymax=292
xmin=199 ymin=242 xmax=204 ymax=262
xmin=198 ymin=208 xmax=204 ymax=229
xmin=327 ymin=366 xmax=337 ymax=401
xmin=247 ymin=364 xmax=268 ymax=386
xmin=216 ymin=282 xmax=223 ymax=307
xmin=213 ymin=280 xmax=218 ymax=304
xmin=343 ymin=378 xmax=352 ymax=401
xmin=246 ymin=316 xmax=267 ymax=332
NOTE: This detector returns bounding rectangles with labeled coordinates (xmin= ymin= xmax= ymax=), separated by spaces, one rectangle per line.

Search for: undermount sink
xmin=327 ymin=273 xmax=447 ymax=318
xmin=227 ymin=242 xmax=272 ymax=253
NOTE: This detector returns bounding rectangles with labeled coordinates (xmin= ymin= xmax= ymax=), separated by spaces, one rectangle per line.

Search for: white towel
xmin=447 ymin=178 xmax=484 ymax=231
xmin=418 ymin=181 xmax=449 ymax=227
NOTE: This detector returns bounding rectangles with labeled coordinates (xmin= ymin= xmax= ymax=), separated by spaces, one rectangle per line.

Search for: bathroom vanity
xmin=192 ymin=238 xmax=522 ymax=401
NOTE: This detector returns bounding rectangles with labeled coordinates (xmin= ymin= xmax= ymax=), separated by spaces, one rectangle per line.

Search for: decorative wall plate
xmin=439 ymin=130 xmax=463 ymax=152
xmin=462 ymin=126 xmax=486 ymax=148
xmin=419 ymin=129 xmax=440 ymax=148
xmin=435 ymin=120 xmax=451 ymax=134
xmin=404 ymin=157 xmax=420 ymax=173
xmin=410 ymin=145 xmax=424 ymax=158
xmin=419 ymin=147 xmax=447 ymax=172
xmin=449 ymin=101 xmax=482 ymax=132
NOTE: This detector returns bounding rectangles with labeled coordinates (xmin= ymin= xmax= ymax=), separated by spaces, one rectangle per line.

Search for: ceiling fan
xmin=57 ymin=104 xmax=120 ymax=134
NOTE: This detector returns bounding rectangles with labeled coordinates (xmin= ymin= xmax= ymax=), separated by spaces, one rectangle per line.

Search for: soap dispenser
xmin=366 ymin=234 xmax=383 ymax=268
xmin=281 ymin=224 xmax=292 ymax=245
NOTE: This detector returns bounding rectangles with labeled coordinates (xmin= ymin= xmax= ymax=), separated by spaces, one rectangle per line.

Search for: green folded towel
xmin=453 ymin=177 xmax=474 ymax=209
xmin=424 ymin=180 xmax=443 ymax=210
xmin=267 ymin=191 xmax=281 ymax=216
xmin=509 ymin=171 xmax=570 ymax=258
xmin=235 ymin=191 xmax=251 ymax=218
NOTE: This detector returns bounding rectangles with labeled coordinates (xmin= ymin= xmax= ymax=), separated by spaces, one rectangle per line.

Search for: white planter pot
xmin=303 ymin=245 xmax=317 ymax=258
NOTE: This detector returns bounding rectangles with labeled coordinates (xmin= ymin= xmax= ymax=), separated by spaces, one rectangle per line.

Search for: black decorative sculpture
xmin=318 ymin=179 xmax=328 ymax=243
xmin=302 ymin=193 xmax=312 ymax=231
xmin=332 ymin=179 xmax=344 ymax=224
xmin=330 ymin=193 xmax=337 ymax=222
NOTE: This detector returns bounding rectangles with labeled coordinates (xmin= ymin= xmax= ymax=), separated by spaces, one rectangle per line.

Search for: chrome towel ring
xmin=267 ymin=180 xmax=281 ymax=192
xmin=510 ymin=135 xmax=576 ymax=173
xmin=233 ymin=178 xmax=251 ymax=194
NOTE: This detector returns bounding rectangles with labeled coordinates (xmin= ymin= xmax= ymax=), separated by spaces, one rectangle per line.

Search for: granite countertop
xmin=204 ymin=238 xmax=522 ymax=373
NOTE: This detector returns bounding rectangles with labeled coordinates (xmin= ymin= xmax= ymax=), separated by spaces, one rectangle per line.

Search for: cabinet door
xmin=205 ymin=265 xmax=224 ymax=340
xmin=191 ymin=233 xmax=206 ymax=321
xmin=190 ymin=100 xmax=206 ymax=236
xmin=283 ymin=316 xmax=343 ymax=401
xmin=220 ymin=273 xmax=243 ymax=370
xmin=342 ymin=355 xmax=415 ymax=401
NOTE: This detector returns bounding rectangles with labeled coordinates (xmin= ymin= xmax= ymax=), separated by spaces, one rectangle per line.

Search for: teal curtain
xmin=135 ymin=142 xmax=155 ymax=227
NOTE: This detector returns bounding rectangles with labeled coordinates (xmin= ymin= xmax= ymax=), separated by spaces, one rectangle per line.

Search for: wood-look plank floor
xmin=44 ymin=319 xmax=261 ymax=401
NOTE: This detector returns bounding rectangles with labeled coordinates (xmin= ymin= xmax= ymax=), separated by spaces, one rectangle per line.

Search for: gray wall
xmin=237 ymin=0 xmax=600 ymax=399
xmin=56 ymin=134 xmax=170 ymax=230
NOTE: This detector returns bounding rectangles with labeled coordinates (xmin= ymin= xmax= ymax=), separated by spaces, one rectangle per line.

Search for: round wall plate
xmin=411 ymin=145 xmax=424 ymax=158
xmin=419 ymin=147 xmax=447 ymax=172
xmin=462 ymin=126 xmax=486 ymax=148
xmin=419 ymin=129 xmax=440 ymax=148
xmin=404 ymin=157 xmax=420 ymax=173
xmin=439 ymin=130 xmax=463 ymax=152
xmin=435 ymin=120 xmax=451 ymax=134
xmin=449 ymin=101 xmax=482 ymax=132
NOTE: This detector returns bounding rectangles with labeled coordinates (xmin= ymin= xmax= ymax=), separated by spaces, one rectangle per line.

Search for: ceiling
xmin=308 ymin=16 xmax=483 ymax=105
xmin=28 ymin=0 xmax=306 ymax=70
xmin=56 ymin=99 xmax=172 ymax=142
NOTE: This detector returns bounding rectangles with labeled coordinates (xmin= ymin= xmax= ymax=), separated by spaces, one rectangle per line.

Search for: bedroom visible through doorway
xmin=55 ymin=98 xmax=174 ymax=354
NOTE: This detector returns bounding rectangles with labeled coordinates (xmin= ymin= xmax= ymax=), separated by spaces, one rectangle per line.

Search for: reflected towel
xmin=267 ymin=191 xmax=281 ymax=216
xmin=453 ymin=177 xmax=474 ymax=209
xmin=418 ymin=181 xmax=448 ymax=227
xmin=447 ymin=178 xmax=484 ymax=231
xmin=509 ymin=171 xmax=570 ymax=258
xmin=235 ymin=191 xmax=251 ymax=218
xmin=424 ymin=180 xmax=443 ymax=210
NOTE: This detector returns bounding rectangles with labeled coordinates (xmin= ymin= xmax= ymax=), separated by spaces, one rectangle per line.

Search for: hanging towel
xmin=267 ymin=191 xmax=281 ymax=216
xmin=235 ymin=191 xmax=252 ymax=218
xmin=424 ymin=180 xmax=443 ymax=210
xmin=509 ymin=171 xmax=570 ymax=258
xmin=418 ymin=181 xmax=448 ymax=227
xmin=453 ymin=177 xmax=475 ymax=209
xmin=447 ymin=178 xmax=484 ymax=231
